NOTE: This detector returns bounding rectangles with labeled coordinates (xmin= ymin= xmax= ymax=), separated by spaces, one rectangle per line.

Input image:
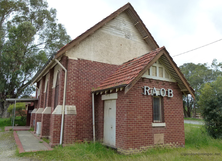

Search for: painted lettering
xmin=143 ymin=86 xmax=150 ymax=95
xmin=152 ymin=87 xmax=157 ymax=96
xmin=143 ymin=86 xmax=173 ymax=97
xmin=168 ymin=89 xmax=173 ymax=97
xmin=160 ymin=88 xmax=166 ymax=97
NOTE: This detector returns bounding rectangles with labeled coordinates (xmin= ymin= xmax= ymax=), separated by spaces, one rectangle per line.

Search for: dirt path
xmin=0 ymin=131 xmax=34 ymax=161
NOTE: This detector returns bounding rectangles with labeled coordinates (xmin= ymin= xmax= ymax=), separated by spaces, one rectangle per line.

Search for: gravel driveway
xmin=0 ymin=130 xmax=35 ymax=161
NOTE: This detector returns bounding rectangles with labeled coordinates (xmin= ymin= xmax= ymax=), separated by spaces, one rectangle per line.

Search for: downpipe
xmin=55 ymin=59 xmax=67 ymax=145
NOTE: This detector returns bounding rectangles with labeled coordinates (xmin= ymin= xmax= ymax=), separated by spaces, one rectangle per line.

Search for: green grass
xmin=42 ymin=138 xmax=50 ymax=144
xmin=29 ymin=127 xmax=34 ymax=131
xmin=0 ymin=116 xmax=26 ymax=131
xmin=17 ymin=124 xmax=222 ymax=161
xmin=184 ymin=117 xmax=204 ymax=121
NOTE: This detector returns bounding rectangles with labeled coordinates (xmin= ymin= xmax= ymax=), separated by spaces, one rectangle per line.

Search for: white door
xmin=103 ymin=100 xmax=116 ymax=147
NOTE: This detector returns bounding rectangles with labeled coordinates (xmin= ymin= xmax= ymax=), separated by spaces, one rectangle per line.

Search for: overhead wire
xmin=172 ymin=39 xmax=222 ymax=57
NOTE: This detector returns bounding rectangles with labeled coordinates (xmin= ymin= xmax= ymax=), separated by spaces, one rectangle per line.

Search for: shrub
xmin=199 ymin=76 xmax=222 ymax=139
xmin=7 ymin=102 xmax=27 ymax=121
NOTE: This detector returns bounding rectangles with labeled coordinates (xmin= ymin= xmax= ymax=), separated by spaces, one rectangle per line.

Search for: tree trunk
xmin=0 ymin=101 xmax=3 ymax=118
xmin=0 ymin=101 xmax=10 ymax=118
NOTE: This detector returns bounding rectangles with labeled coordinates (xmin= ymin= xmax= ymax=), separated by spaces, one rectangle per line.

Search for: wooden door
xmin=103 ymin=100 xmax=116 ymax=147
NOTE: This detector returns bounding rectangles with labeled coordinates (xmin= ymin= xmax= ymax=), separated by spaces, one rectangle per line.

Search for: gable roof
xmin=31 ymin=3 xmax=159 ymax=84
xmin=55 ymin=2 xmax=159 ymax=59
xmin=92 ymin=47 xmax=195 ymax=99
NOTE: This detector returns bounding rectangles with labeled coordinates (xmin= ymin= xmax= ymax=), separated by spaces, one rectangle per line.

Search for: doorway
xmin=103 ymin=100 xmax=116 ymax=147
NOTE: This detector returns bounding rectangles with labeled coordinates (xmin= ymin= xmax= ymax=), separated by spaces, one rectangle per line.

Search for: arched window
xmin=44 ymin=82 xmax=48 ymax=108
xmin=54 ymin=71 xmax=60 ymax=109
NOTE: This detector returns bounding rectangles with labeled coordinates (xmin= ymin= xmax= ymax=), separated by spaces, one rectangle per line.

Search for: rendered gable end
xmin=65 ymin=12 xmax=152 ymax=65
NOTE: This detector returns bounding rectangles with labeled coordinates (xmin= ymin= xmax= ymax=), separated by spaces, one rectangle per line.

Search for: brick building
xmin=30 ymin=3 xmax=194 ymax=153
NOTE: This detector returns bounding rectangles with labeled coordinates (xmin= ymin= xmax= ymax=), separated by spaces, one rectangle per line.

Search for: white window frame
xmin=152 ymin=96 xmax=166 ymax=127
xmin=142 ymin=60 xmax=175 ymax=82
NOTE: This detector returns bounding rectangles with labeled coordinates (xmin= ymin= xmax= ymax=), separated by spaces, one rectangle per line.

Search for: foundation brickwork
xmin=41 ymin=114 xmax=51 ymax=137
xmin=63 ymin=114 xmax=77 ymax=144
xmin=49 ymin=114 xmax=62 ymax=147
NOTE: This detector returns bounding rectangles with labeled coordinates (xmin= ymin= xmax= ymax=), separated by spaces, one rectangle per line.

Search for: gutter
xmin=55 ymin=59 xmax=67 ymax=145
xmin=31 ymin=52 xmax=57 ymax=85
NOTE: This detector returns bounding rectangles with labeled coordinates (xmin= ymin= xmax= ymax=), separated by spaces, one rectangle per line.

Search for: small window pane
xmin=159 ymin=67 xmax=163 ymax=77
xmin=165 ymin=70 xmax=169 ymax=79
xmin=148 ymin=68 xmax=150 ymax=75
xmin=153 ymin=97 xmax=160 ymax=121
xmin=152 ymin=66 xmax=157 ymax=76
xmin=153 ymin=97 xmax=163 ymax=122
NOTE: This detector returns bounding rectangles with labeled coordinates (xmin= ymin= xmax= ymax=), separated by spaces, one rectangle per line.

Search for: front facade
xmin=30 ymin=3 xmax=194 ymax=153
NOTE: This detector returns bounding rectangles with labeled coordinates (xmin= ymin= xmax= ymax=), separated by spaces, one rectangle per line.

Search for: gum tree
xmin=0 ymin=0 xmax=71 ymax=117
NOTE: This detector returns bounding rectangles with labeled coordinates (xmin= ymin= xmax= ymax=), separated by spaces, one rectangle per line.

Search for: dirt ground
xmin=0 ymin=130 xmax=35 ymax=161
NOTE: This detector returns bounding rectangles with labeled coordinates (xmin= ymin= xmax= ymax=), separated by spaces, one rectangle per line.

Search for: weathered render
xmin=66 ymin=13 xmax=152 ymax=65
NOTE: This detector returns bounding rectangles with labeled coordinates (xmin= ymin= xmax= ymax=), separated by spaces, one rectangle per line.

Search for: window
xmin=54 ymin=71 xmax=60 ymax=109
xmin=153 ymin=97 xmax=164 ymax=122
xmin=44 ymin=82 xmax=48 ymax=108
xmin=159 ymin=67 xmax=163 ymax=77
xmin=148 ymin=68 xmax=150 ymax=75
xmin=152 ymin=66 xmax=157 ymax=76
xmin=165 ymin=70 xmax=169 ymax=79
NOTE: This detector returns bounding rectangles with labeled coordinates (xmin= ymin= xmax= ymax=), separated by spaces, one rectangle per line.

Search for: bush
xmin=7 ymin=102 xmax=27 ymax=122
xmin=199 ymin=76 xmax=222 ymax=139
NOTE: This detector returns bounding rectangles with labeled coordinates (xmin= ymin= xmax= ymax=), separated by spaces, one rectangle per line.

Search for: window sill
xmin=152 ymin=122 xmax=166 ymax=127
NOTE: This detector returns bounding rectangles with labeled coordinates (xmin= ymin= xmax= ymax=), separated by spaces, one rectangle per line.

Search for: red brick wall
xmin=66 ymin=58 xmax=119 ymax=141
xmin=50 ymin=114 xmax=62 ymax=147
xmin=95 ymin=78 xmax=184 ymax=150
xmin=41 ymin=114 xmax=51 ymax=137
xmin=63 ymin=114 xmax=77 ymax=144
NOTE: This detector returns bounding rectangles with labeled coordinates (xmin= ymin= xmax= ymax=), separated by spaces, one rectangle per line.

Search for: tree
xmin=0 ymin=0 xmax=71 ymax=117
xmin=199 ymin=76 xmax=222 ymax=138
xmin=179 ymin=60 xmax=222 ymax=117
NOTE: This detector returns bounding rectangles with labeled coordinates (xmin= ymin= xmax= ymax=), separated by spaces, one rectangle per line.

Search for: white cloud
xmin=47 ymin=0 xmax=222 ymax=66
